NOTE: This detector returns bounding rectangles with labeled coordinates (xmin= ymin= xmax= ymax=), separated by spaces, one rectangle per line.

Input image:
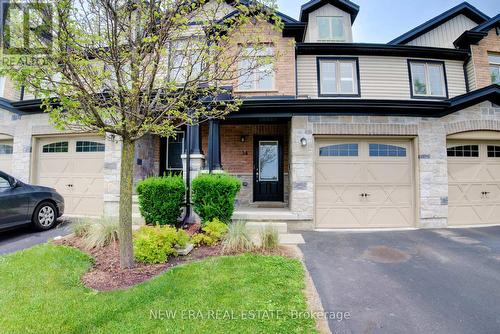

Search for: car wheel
xmin=33 ymin=202 xmax=57 ymax=231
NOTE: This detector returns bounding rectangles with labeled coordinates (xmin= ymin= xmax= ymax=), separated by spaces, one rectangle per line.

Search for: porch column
xmin=190 ymin=122 xmax=202 ymax=155
xmin=207 ymin=119 xmax=222 ymax=171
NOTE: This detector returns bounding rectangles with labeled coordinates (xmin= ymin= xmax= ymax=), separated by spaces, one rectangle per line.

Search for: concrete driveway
xmin=0 ymin=219 xmax=73 ymax=255
xmin=299 ymin=226 xmax=500 ymax=334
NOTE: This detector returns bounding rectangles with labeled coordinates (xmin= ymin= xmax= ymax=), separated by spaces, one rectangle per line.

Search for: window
xmin=169 ymin=39 xmax=204 ymax=84
xmin=487 ymin=145 xmax=500 ymax=158
xmin=489 ymin=53 xmax=500 ymax=85
xmin=259 ymin=141 xmax=279 ymax=181
xmin=447 ymin=145 xmax=479 ymax=157
xmin=0 ymin=175 xmax=10 ymax=189
xmin=319 ymin=144 xmax=358 ymax=157
xmin=42 ymin=142 xmax=68 ymax=153
xmin=0 ymin=144 xmax=13 ymax=154
xmin=318 ymin=58 xmax=359 ymax=96
xmin=317 ymin=16 xmax=345 ymax=41
xmin=369 ymin=144 xmax=406 ymax=157
xmin=76 ymin=141 xmax=105 ymax=152
xmin=238 ymin=46 xmax=275 ymax=91
xmin=166 ymin=132 xmax=184 ymax=174
xmin=409 ymin=61 xmax=447 ymax=98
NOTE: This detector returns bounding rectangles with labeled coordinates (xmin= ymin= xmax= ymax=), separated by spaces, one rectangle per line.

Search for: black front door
xmin=253 ymin=136 xmax=284 ymax=202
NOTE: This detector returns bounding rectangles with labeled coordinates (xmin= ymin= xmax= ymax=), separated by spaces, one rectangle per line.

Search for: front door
xmin=253 ymin=136 xmax=284 ymax=202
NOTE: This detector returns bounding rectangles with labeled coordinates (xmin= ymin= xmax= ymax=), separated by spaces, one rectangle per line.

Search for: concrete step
xmin=246 ymin=222 xmax=288 ymax=234
xmin=279 ymin=233 xmax=305 ymax=245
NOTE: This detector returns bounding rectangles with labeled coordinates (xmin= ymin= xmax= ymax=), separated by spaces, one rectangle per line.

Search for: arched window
xmin=319 ymin=144 xmax=358 ymax=157
xmin=0 ymin=144 xmax=13 ymax=154
xmin=369 ymin=144 xmax=406 ymax=157
xmin=42 ymin=142 xmax=68 ymax=153
xmin=447 ymin=145 xmax=479 ymax=157
xmin=487 ymin=146 xmax=500 ymax=158
xmin=76 ymin=141 xmax=105 ymax=152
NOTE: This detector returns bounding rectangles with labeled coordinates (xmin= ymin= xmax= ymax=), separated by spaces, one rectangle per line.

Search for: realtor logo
xmin=0 ymin=1 xmax=53 ymax=55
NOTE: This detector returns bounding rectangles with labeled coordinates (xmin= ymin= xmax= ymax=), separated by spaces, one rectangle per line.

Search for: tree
xmin=1 ymin=0 xmax=283 ymax=268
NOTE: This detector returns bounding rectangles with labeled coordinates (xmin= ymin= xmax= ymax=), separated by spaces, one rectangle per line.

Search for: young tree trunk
xmin=118 ymin=137 xmax=135 ymax=269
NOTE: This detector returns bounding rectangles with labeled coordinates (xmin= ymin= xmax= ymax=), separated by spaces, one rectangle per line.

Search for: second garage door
xmin=448 ymin=142 xmax=500 ymax=226
xmin=0 ymin=139 xmax=13 ymax=174
xmin=315 ymin=139 xmax=415 ymax=229
xmin=35 ymin=136 xmax=105 ymax=216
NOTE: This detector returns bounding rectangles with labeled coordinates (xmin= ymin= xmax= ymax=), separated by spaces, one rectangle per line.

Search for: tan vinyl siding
xmin=406 ymin=15 xmax=477 ymax=49
xmin=465 ymin=58 xmax=477 ymax=91
xmin=304 ymin=4 xmax=353 ymax=43
xmin=297 ymin=55 xmax=467 ymax=99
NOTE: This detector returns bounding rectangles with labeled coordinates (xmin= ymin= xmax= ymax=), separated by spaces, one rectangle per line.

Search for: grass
xmin=0 ymin=245 xmax=316 ymax=334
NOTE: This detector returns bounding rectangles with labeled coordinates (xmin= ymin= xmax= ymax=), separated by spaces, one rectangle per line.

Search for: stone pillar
xmin=289 ymin=116 xmax=314 ymax=220
xmin=103 ymin=133 xmax=122 ymax=217
xmin=207 ymin=119 xmax=222 ymax=171
xmin=11 ymin=114 xmax=32 ymax=182
xmin=417 ymin=119 xmax=448 ymax=228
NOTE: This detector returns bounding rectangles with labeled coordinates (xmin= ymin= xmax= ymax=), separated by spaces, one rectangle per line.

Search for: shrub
xmin=259 ymin=225 xmax=280 ymax=252
xmin=191 ymin=218 xmax=229 ymax=247
xmin=75 ymin=217 xmax=119 ymax=249
xmin=136 ymin=175 xmax=186 ymax=226
xmin=222 ymin=221 xmax=254 ymax=254
xmin=133 ymin=225 xmax=189 ymax=264
xmin=191 ymin=173 xmax=241 ymax=224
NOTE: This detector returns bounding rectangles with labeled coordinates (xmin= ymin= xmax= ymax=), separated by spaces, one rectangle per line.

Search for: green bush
xmin=136 ymin=175 xmax=186 ymax=226
xmin=191 ymin=173 xmax=241 ymax=224
xmin=191 ymin=218 xmax=229 ymax=247
xmin=133 ymin=225 xmax=189 ymax=264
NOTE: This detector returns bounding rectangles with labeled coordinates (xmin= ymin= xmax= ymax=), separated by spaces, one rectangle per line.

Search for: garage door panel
xmin=316 ymin=163 xmax=363 ymax=184
xmin=315 ymin=139 xmax=415 ymax=229
xmin=448 ymin=141 xmax=500 ymax=226
xmin=36 ymin=136 xmax=104 ymax=216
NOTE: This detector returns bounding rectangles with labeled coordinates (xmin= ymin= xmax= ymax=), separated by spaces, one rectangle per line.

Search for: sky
xmin=276 ymin=0 xmax=499 ymax=43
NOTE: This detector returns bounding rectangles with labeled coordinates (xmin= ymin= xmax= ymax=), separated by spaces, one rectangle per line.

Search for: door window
xmin=319 ymin=144 xmax=358 ymax=157
xmin=259 ymin=141 xmax=279 ymax=181
xmin=447 ymin=145 xmax=479 ymax=157
xmin=369 ymin=144 xmax=406 ymax=157
xmin=487 ymin=145 xmax=500 ymax=158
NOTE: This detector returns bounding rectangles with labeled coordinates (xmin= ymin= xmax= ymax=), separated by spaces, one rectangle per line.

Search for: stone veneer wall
xmin=289 ymin=101 xmax=500 ymax=228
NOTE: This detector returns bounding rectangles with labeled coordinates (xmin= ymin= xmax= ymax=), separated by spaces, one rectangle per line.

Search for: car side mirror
xmin=10 ymin=179 xmax=20 ymax=188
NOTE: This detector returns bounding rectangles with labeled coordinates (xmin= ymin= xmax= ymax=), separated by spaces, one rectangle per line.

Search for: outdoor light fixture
xmin=300 ymin=137 xmax=307 ymax=147
xmin=240 ymin=135 xmax=247 ymax=142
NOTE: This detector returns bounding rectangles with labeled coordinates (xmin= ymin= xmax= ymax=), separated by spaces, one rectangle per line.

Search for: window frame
xmin=407 ymin=59 xmax=448 ymax=100
xmin=319 ymin=143 xmax=359 ymax=157
xmin=42 ymin=141 xmax=69 ymax=153
xmin=489 ymin=53 xmax=500 ymax=85
xmin=75 ymin=141 xmax=105 ymax=153
xmin=317 ymin=16 xmax=345 ymax=42
xmin=316 ymin=57 xmax=361 ymax=97
xmin=447 ymin=145 xmax=480 ymax=158
xmin=165 ymin=131 xmax=185 ymax=174
xmin=368 ymin=143 xmax=407 ymax=158
xmin=0 ymin=143 xmax=13 ymax=155
xmin=236 ymin=45 xmax=276 ymax=92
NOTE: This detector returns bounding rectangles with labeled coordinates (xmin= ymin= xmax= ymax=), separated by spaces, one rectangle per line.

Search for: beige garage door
xmin=35 ymin=136 xmax=105 ymax=216
xmin=0 ymin=139 xmax=13 ymax=174
xmin=448 ymin=142 xmax=500 ymax=226
xmin=315 ymin=139 xmax=415 ymax=229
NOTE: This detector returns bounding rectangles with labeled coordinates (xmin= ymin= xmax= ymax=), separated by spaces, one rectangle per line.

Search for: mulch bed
xmin=53 ymin=235 xmax=221 ymax=291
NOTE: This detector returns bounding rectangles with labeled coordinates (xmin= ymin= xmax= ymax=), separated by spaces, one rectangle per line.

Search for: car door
xmin=0 ymin=175 xmax=30 ymax=227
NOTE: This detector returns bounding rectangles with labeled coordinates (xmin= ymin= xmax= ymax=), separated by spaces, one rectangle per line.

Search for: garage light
xmin=300 ymin=137 xmax=307 ymax=147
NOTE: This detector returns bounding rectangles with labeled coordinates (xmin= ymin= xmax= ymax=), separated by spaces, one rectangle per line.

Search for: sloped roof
xmin=389 ymin=2 xmax=489 ymax=45
xmin=299 ymin=0 xmax=359 ymax=23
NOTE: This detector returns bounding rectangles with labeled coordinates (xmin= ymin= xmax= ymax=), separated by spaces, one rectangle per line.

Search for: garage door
xmin=0 ymin=139 xmax=13 ymax=174
xmin=35 ymin=136 xmax=105 ymax=216
xmin=448 ymin=142 xmax=500 ymax=226
xmin=315 ymin=139 xmax=415 ymax=229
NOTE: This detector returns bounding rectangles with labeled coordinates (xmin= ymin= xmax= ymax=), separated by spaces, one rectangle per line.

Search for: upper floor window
xmin=318 ymin=58 xmax=359 ymax=96
xmin=489 ymin=53 xmax=500 ymax=85
xmin=317 ymin=16 xmax=344 ymax=42
xmin=237 ymin=46 xmax=275 ymax=92
xmin=409 ymin=60 xmax=447 ymax=99
xmin=169 ymin=39 xmax=204 ymax=84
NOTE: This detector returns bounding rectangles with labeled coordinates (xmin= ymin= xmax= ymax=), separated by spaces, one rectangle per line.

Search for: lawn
xmin=0 ymin=244 xmax=316 ymax=334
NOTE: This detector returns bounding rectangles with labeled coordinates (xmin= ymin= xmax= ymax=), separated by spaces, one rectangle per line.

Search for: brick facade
xmin=470 ymin=29 xmax=500 ymax=89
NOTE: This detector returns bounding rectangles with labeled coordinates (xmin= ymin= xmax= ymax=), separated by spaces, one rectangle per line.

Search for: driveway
xmin=299 ymin=226 xmax=500 ymax=334
xmin=0 ymin=218 xmax=74 ymax=255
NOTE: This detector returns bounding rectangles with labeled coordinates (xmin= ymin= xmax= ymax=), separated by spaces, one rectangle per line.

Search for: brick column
xmin=417 ymin=120 xmax=449 ymax=228
xmin=289 ymin=116 xmax=314 ymax=220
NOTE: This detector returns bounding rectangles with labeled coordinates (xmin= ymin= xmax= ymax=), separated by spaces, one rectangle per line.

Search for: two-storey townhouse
xmin=0 ymin=0 xmax=499 ymax=231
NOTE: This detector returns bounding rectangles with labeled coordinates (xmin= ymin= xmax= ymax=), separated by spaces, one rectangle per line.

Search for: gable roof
xmin=388 ymin=2 xmax=490 ymax=45
xmin=454 ymin=14 xmax=500 ymax=48
xmin=299 ymin=0 xmax=360 ymax=23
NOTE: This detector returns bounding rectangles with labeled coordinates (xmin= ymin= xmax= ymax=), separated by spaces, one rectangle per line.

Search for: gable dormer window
xmin=317 ymin=16 xmax=345 ymax=42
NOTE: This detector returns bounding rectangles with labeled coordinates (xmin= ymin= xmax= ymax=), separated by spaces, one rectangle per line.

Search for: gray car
xmin=0 ymin=171 xmax=64 ymax=231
